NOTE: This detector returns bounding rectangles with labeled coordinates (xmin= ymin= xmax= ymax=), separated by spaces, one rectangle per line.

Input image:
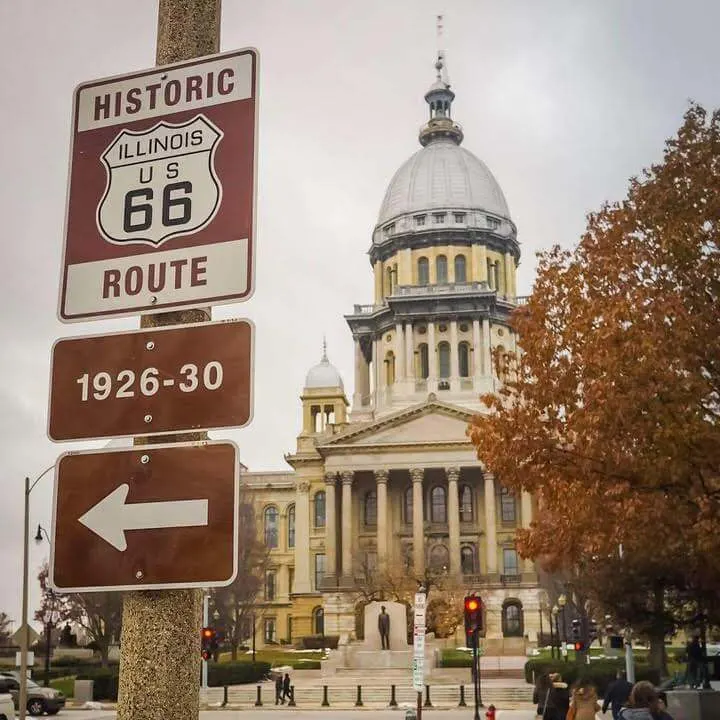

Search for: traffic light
xmin=201 ymin=626 xmax=216 ymax=661
xmin=571 ymin=619 xmax=581 ymax=643
xmin=574 ymin=641 xmax=585 ymax=652
xmin=464 ymin=595 xmax=483 ymax=635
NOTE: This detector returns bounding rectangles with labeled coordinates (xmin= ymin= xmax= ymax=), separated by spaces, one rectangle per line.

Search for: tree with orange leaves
xmin=469 ymin=104 xmax=720 ymax=668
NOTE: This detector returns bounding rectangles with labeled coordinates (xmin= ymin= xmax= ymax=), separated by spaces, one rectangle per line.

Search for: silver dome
xmin=305 ymin=358 xmax=344 ymax=390
xmin=376 ymin=139 xmax=511 ymax=227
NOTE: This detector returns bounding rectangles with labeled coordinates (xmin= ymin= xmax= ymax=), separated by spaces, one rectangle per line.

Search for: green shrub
xmin=52 ymin=655 xmax=97 ymax=667
xmin=440 ymin=650 xmax=473 ymax=668
xmin=288 ymin=660 xmax=321 ymax=670
xmin=300 ymin=635 xmax=339 ymax=650
xmin=524 ymin=658 xmax=661 ymax=695
xmin=49 ymin=677 xmax=74 ymax=698
xmin=207 ymin=661 xmax=271 ymax=686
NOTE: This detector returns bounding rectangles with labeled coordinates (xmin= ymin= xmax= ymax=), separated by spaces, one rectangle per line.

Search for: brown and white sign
xmin=50 ymin=442 xmax=239 ymax=592
xmin=59 ymin=48 xmax=258 ymax=322
xmin=48 ymin=319 xmax=253 ymax=441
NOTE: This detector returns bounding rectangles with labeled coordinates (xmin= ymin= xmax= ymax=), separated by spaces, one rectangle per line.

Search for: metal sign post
xmin=413 ymin=592 xmax=426 ymax=720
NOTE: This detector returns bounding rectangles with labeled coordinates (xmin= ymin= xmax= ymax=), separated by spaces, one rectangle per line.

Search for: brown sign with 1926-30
xmin=48 ymin=319 xmax=253 ymax=441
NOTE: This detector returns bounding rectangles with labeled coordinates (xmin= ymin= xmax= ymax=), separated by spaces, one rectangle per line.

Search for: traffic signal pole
xmin=116 ymin=3 xmax=220 ymax=719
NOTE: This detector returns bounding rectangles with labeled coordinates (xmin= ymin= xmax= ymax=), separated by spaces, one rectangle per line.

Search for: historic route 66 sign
xmin=97 ymin=116 xmax=222 ymax=246
xmin=59 ymin=48 xmax=257 ymax=322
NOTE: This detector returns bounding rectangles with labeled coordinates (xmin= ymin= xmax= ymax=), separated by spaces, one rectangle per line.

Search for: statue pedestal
xmin=347 ymin=648 xmax=413 ymax=669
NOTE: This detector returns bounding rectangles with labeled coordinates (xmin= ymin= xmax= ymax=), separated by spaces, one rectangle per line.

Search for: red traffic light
xmin=202 ymin=628 xmax=214 ymax=639
xmin=465 ymin=598 xmax=480 ymax=612
xmin=464 ymin=595 xmax=483 ymax=635
xmin=574 ymin=641 xmax=584 ymax=652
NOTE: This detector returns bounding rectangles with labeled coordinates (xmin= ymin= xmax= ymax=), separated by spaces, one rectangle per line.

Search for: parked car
xmin=0 ymin=672 xmax=66 ymax=715
xmin=0 ymin=690 xmax=13 ymax=720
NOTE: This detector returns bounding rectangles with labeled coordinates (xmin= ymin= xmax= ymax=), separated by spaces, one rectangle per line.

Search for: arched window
xmin=502 ymin=600 xmax=524 ymax=637
xmin=364 ymin=490 xmax=377 ymax=526
xmin=418 ymin=344 xmax=429 ymax=379
xmin=287 ymin=505 xmax=296 ymax=548
xmin=264 ymin=506 xmax=278 ymax=548
xmin=313 ymin=606 xmax=325 ymax=636
xmin=460 ymin=485 xmax=473 ymax=522
xmin=386 ymin=266 xmax=393 ymax=296
xmin=487 ymin=259 xmax=494 ymax=289
xmin=461 ymin=545 xmax=476 ymax=574
xmin=500 ymin=487 xmax=516 ymax=523
xmin=418 ymin=257 xmax=429 ymax=285
xmin=454 ymin=254 xmax=467 ymax=283
xmin=436 ymin=255 xmax=448 ymax=284
xmin=458 ymin=342 xmax=470 ymax=378
xmin=314 ymin=491 xmax=326 ymax=528
xmin=403 ymin=486 xmax=413 ymax=524
xmin=429 ymin=544 xmax=449 ymax=571
xmin=431 ymin=486 xmax=447 ymax=523
xmin=385 ymin=351 xmax=395 ymax=386
xmin=438 ymin=342 xmax=451 ymax=378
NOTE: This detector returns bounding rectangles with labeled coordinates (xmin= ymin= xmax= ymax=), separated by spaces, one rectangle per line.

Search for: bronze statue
xmin=378 ymin=605 xmax=391 ymax=650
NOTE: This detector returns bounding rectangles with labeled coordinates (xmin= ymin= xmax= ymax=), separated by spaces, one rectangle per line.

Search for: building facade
xmin=244 ymin=57 xmax=541 ymax=654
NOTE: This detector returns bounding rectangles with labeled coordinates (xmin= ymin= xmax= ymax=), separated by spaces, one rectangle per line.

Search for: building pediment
xmin=317 ymin=399 xmax=474 ymax=452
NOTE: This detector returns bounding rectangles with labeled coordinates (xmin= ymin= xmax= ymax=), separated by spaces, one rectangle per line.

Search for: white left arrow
xmin=78 ymin=484 xmax=209 ymax=552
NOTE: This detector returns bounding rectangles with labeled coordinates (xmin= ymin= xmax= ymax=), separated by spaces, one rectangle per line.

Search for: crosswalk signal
xmin=464 ymin=595 xmax=483 ymax=635
xmin=201 ymin=626 xmax=216 ymax=661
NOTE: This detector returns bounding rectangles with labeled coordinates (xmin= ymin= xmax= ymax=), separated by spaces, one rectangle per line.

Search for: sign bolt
xmin=144 ymin=414 xmax=153 ymax=423
xmin=135 ymin=570 xmax=144 ymax=580
xmin=150 ymin=296 xmax=158 ymax=305
xmin=146 ymin=341 xmax=155 ymax=350
xmin=140 ymin=455 xmax=150 ymax=464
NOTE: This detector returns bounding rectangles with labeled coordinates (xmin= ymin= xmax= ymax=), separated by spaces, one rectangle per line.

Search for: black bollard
xmin=355 ymin=685 xmax=364 ymax=707
xmin=424 ymin=684 xmax=433 ymax=708
xmin=288 ymin=685 xmax=296 ymax=707
xmin=254 ymin=684 xmax=262 ymax=707
xmin=222 ymin=685 xmax=228 ymax=707
xmin=321 ymin=685 xmax=330 ymax=707
xmin=458 ymin=684 xmax=466 ymax=707
xmin=389 ymin=684 xmax=398 ymax=707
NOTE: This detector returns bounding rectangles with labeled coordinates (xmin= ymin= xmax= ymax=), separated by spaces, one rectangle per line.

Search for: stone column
xmin=411 ymin=468 xmax=425 ymax=576
xmin=324 ymin=473 xmax=338 ymax=584
xmin=405 ymin=321 xmax=415 ymax=383
xmin=504 ymin=251 xmax=514 ymax=298
xmin=293 ymin=481 xmax=312 ymax=593
xmin=482 ymin=317 xmax=492 ymax=377
xmin=521 ymin=491 xmax=535 ymax=574
xmin=484 ymin=472 xmax=498 ymax=575
xmin=446 ymin=467 xmax=461 ymax=576
xmin=375 ymin=469 xmax=389 ymax=569
xmin=449 ymin=320 xmax=459 ymax=389
xmin=472 ymin=318 xmax=482 ymax=385
xmin=353 ymin=338 xmax=369 ymax=408
xmin=395 ymin=323 xmax=405 ymax=382
xmin=428 ymin=321 xmax=437 ymax=385
xmin=340 ymin=471 xmax=354 ymax=583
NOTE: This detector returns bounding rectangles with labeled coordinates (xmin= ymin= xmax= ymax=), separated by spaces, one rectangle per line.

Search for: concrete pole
xmin=117 ymin=3 xmax=220 ymax=719
xmin=19 ymin=476 xmax=29 ymax=720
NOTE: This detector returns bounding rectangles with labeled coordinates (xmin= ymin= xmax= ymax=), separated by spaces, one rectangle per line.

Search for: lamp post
xmin=551 ymin=605 xmax=559 ymax=661
xmin=20 ymin=465 xmax=55 ymax=720
xmin=41 ymin=604 xmax=60 ymax=687
xmin=558 ymin=594 xmax=568 ymax=663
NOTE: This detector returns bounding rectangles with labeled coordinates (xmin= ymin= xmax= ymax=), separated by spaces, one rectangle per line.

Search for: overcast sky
xmin=1 ymin=0 xmax=719 ymax=628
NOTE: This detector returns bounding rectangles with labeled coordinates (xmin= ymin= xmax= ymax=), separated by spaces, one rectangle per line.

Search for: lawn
xmin=217 ymin=648 xmax=325 ymax=669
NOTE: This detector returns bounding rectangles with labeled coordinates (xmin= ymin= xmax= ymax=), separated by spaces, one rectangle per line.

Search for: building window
xmin=364 ymin=490 xmax=377 ymax=526
xmin=436 ymin=255 xmax=448 ymax=283
xmin=313 ymin=606 xmax=325 ymax=636
xmin=289 ymin=568 xmax=295 ymax=594
xmin=365 ymin=551 xmax=377 ymax=574
xmin=385 ymin=351 xmax=396 ymax=385
xmin=314 ymin=554 xmax=326 ymax=590
xmin=454 ymin=212 xmax=466 ymax=224
xmin=287 ymin=505 xmax=295 ymax=548
xmin=458 ymin=342 xmax=470 ymax=378
xmin=418 ymin=343 xmax=429 ymax=379
xmin=454 ymin=254 xmax=467 ymax=282
xmin=503 ymin=548 xmax=519 ymax=576
xmin=500 ymin=487 xmax=516 ymax=523
xmin=438 ymin=342 xmax=451 ymax=378
xmin=487 ymin=259 xmax=494 ymax=289
xmin=314 ymin=491 xmax=326 ymax=528
xmin=403 ymin=486 xmax=413 ymax=524
xmin=265 ymin=571 xmax=276 ymax=601
xmin=461 ymin=545 xmax=476 ymax=574
xmin=433 ymin=213 xmax=446 ymax=224
xmin=264 ymin=506 xmax=279 ymax=548
xmin=384 ymin=222 xmax=395 ymax=236
xmin=460 ymin=484 xmax=473 ymax=522
xmin=494 ymin=262 xmax=501 ymax=292
xmin=403 ymin=544 xmax=413 ymax=570
xmin=502 ymin=601 xmax=523 ymax=637
xmin=487 ymin=216 xmax=500 ymax=230
xmin=431 ymin=486 xmax=447 ymax=523
xmin=415 ymin=214 xmax=426 ymax=227
xmin=418 ymin=257 xmax=429 ymax=285
xmin=385 ymin=266 xmax=393 ymax=296
xmin=264 ymin=618 xmax=276 ymax=643
xmin=429 ymin=544 xmax=449 ymax=571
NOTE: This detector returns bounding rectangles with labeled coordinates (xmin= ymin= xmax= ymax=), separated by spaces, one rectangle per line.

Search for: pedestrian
xmin=533 ymin=672 xmax=553 ymax=718
xmin=533 ymin=672 xmax=568 ymax=720
xmin=602 ymin=670 xmax=633 ymax=719
xmin=549 ymin=673 xmax=570 ymax=719
xmin=282 ymin=672 xmax=291 ymax=703
xmin=618 ymin=681 xmax=661 ymax=720
xmin=653 ymin=691 xmax=673 ymax=720
xmin=275 ymin=674 xmax=283 ymax=705
xmin=567 ymin=678 xmax=600 ymax=720
xmin=686 ymin=635 xmax=703 ymax=688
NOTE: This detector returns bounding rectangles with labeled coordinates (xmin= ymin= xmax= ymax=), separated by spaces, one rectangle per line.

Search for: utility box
xmin=666 ymin=689 xmax=720 ymax=720
xmin=74 ymin=680 xmax=94 ymax=705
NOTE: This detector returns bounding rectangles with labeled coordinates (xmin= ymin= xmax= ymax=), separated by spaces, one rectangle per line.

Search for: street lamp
xmin=20 ymin=465 xmax=55 ymax=720
xmin=552 ymin=605 xmax=560 ymax=661
xmin=41 ymin=602 xmax=60 ymax=687
xmin=558 ymin=594 xmax=568 ymax=663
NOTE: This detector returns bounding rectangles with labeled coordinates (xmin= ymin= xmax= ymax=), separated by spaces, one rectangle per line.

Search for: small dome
xmin=377 ymin=139 xmax=510 ymax=227
xmin=305 ymin=343 xmax=344 ymax=389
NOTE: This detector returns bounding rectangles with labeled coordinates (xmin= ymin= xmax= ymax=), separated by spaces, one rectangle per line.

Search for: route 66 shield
xmin=97 ymin=115 xmax=223 ymax=246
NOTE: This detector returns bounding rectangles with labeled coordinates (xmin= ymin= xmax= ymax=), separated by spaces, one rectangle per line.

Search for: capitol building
xmin=243 ymin=56 xmax=541 ymax=655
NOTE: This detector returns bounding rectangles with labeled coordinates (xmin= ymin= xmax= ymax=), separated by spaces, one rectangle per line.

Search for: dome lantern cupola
xmin=419 ymin=53 xmax=464 ymax=147
xmin=301 ymin=339 xmax=348 ymax=436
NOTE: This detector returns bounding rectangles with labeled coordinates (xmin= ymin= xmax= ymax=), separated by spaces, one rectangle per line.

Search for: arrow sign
xmin=79 ymin=483 xmax=208 ymax=552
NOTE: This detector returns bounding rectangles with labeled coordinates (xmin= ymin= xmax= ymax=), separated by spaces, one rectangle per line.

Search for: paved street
xmin=60 ymin=711 xmax=545 ymax=720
